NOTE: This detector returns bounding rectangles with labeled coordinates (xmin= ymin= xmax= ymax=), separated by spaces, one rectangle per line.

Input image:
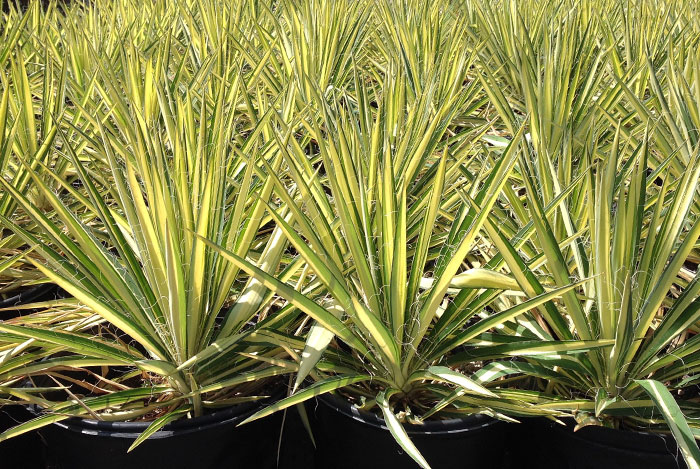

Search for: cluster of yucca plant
xmin=1 ymin=0 xmax=700 ymax=468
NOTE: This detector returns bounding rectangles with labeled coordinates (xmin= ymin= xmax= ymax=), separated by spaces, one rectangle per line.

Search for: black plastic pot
xmin=0 ymin=405 xmax=46 ymax=469
xmin=34 ymin=398 xmax=285 ymax=469
xmin=527 ymin=417 xmax=687 ymax=469
xmin=277 ymin=405 xmax=318 ymax=469
xmin=0 ymin=283 xmax=62 ymax=319
xmin=310 ymin=392 xmax=511 ymax=468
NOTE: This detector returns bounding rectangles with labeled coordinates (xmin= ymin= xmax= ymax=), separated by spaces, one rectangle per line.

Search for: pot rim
xmin=0 ymin=283 xmax=56 ymax=309
xmin=28 ymin=388 xmax=284 ymax=440
xmin=316 ymin=391 xmax=500 ymax=435
xmin=548 ymin=417 xmax=679 ymax=453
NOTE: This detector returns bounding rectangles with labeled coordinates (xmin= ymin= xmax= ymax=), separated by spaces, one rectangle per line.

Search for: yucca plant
xmin=195 ymin=68 xmax=615 ymax=467
xmin=478 ymin=77 xmax=700 ymax=469
xmin=468 ymin=3 xmax=700 ymax=463
xmin=0 ymin=27 xmax=302 ymax=448
xmin=0 ymin=26 xmax=65 ymax=300
xmin=2 ymin=0 xmax=700 ymax=467
xmin=274 ymin=0 xmax=371 ymax=105
xmin=0 ymin=1 xmax=122 ymax=303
